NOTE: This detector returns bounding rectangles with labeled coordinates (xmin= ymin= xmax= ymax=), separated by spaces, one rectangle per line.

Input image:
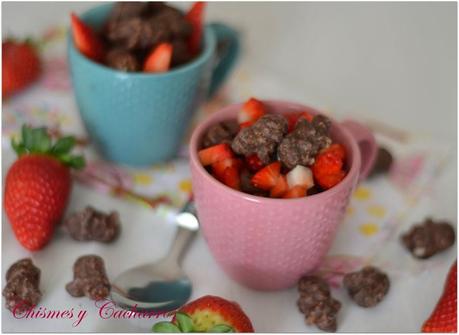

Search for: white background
xmin=2 ymin=1 xmax=457 ymax=332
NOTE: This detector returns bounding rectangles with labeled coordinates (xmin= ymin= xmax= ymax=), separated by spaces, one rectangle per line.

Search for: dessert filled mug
xmin=189 ymin=100 xmax=377 ymax=290
xmin=68 ymin=3 xmax=239 ymax=166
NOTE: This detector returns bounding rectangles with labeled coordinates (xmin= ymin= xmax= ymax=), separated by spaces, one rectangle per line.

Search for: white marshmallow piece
xmin=287 ymin=165 xmax=314 ymax=189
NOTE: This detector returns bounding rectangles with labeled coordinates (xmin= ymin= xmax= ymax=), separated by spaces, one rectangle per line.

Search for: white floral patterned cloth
xmin=2 ymin=25 xmax=455 ymax=332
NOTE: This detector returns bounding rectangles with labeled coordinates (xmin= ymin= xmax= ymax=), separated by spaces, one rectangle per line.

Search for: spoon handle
xmin=166 ymin=201 xmax=198 ymax=265
xmin=167 ymin=227 xmax=196 ymax=265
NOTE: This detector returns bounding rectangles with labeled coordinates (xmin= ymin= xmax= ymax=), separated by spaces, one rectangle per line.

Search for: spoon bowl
xmin=111 ymin=202 xmax=198 ymax=312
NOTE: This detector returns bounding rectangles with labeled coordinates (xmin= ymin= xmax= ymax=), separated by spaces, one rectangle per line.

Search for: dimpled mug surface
xmin=189 ymin=100 xmax=377 ymax=290
xmin=68 ymin=4 xmax=239 ymax=166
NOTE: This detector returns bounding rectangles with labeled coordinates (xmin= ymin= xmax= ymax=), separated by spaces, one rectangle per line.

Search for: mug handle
xmin=207 ymin=22 xmax=240 ymax=98
xmin=341 ymin=120 xmax=378 ymax=182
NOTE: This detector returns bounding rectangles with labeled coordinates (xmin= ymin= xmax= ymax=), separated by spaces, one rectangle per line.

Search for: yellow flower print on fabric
xmin=367 ymin=205 xmax=386 ymax=218
xmin=354 ymin=187 xmax=371 ymax=200
xmin=359 ymin=222 xmax=380 ymax=236
xmin=179 ymin=179 xmax=192 ymax=193
xmin=133 ymin=173 xmax=153 ymax=186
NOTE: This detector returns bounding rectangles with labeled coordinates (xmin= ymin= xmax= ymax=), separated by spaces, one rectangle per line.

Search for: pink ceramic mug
xmin=189 ymin=100 xmax=377 ymax=290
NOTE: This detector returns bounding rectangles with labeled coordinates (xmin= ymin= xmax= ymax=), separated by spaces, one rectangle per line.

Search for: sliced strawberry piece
xmin=321 ymin=143 xmax=346 ymax=161
xmin=245 ymin=154 xmax=264 ymax=172
xmin=300 ymin=111 xmax=314 ymax=122
xmin=221 ymin=166 xmax=241 ymax=190
xmin=283 ymin=185 xmax=307 ymax=199
xmin=198 ymin=143 xmax=233 ymax=166
xmin=286 ymin=165 xmax=314 ymax=189
xmin=70 ymin=13 xmax=104 ymax=61
xmin=212 ymin=158 xmax=242 ymax=180
xmin=270 ymin=174 xmax=288 ymax=198
xmin=422 ymin=261 xmax=457 ymax=333
xmin=315 ymin=170 xmax=346 ymax=189
xmin=313 ymin=148 xmax=344 ymax=178
xmin=251 ymin=161 xmax=281 ymax=190
xmin=313 ymin=143 xmax=347 ymax=189
xmin=286 ymin=113 xmax=301 ymax=132
xmin=286 ymin=111 xmax=314 ymax=132
xmin=238 ymin=98 xmax=266 ymax=124
xmin=143 ymin=43 xmax=173 ymax=73
xmin=185 ymin=2 xmax=206 ymax=55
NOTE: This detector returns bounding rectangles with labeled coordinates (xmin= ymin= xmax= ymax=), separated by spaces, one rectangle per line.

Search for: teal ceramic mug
xmin=68 ymin=3 xmax=239 ymax=166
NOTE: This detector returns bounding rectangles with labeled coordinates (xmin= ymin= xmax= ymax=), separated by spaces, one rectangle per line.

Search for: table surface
xmin=2 ymin=2 xmax=457 ymax=332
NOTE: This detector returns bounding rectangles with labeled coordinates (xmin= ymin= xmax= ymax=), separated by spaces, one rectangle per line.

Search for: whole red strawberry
xmin=422 ymin=261 xmax=457 ymax=333
xmin=4 ymin=126 xmax=85 ymax=251
xmin=152 ymin=295 xmax=254 ymax=332
xmin=2 ymin=40 xmax=41 ymax=97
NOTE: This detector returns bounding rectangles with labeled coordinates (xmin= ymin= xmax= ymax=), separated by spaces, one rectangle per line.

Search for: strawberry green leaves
xmin=21 ymin=126 xmax=50 ymax=153
xmin=52 ymin=136 xmax=76 ymax=155
xmin=151 ymin=313 xmax=192 ymax=333
xmin=152 ymin=322 xmax=181 ymax=333
xmin=11 ymin=125 xmax=85 ymax=169
xmin=58 ymin=154 xmax=86 ymax=169
xmin=175 ymin=313 xmax=194 ymax=332
xmin=152 ymin=311 xmax=235 ymax=333
xmin=208 ymin=325 xmax=234 ymax=333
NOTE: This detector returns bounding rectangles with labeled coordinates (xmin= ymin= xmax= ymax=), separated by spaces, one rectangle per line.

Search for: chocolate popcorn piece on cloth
xmin=202 ymin=120 xmax=240 ymax=148
xmin=343 ymin=266 xmax=390 ymax=308
xmin=369 ymin=146 xmax=393 ymax=178
xmin=278 ymin=115 xmax=332 ymax=169
xmin=297 ymin=276 xmax=341 ymax=332
xmin=66 ymin=255 xmax=110 ymax=300
xmin=303 ymin=300 xmax=342 ymax=333
xmin=231 ymin=114 xmax=288 ymax=164
xmin=3 ymin=258 xmax=42 ymax=312
xmin=64 ymin=206 xmax=120 ymax=243
xmin=401 ymin=218 xmax=455 ymax=259
xmin=105 ymin=48 xmax=140 ymax=72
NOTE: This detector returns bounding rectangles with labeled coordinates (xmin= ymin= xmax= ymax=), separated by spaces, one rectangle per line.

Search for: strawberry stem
xmin=11 ymin=125 xmax=85 ymax=169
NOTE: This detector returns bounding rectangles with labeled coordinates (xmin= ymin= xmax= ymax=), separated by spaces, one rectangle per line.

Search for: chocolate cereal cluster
xmin=64 ymin=206 xmax=120 ymax=243
xmin=66 ymin=255 xmax=111 ymax=301
xmin=297 ymin=276 xmax=341 ymax=332
xmin=3 ymin=259 xmax=42 ymax=312
xmin=401 ymin=218 xmax=455 ymax=259
xmin=230 ymin=114 xmax=332 ymax=169
xmin=102 ymin=2 xmax=194 ymax=71
xmin=232 ymin=114 xmax=289 ymax=164
xmin=343 ymin=266 xmax=390 ymax=308
xmin=297 ymin=265 xmax=390 ymax=332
